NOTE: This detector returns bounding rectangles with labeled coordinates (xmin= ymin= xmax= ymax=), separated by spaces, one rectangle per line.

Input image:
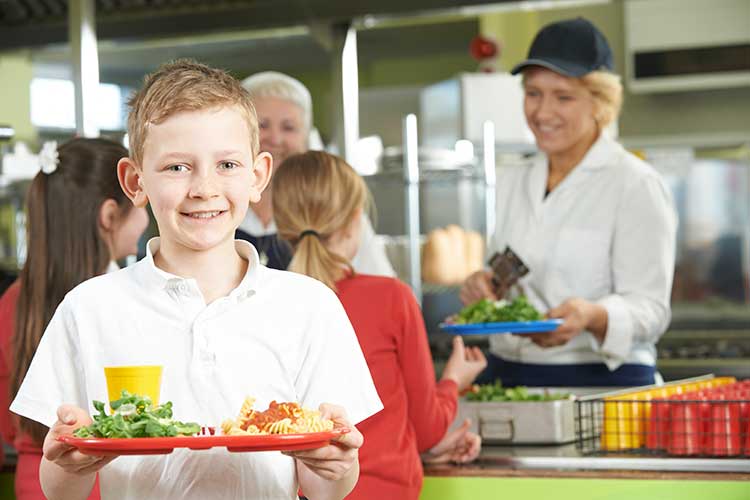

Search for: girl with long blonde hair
xmin=273 ymin=150 xmax=486 ymax=499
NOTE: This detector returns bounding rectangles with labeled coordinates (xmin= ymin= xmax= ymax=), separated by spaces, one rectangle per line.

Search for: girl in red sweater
xmin=272 ymin=151 xmax=486 ymax=499
xmin=0 ymin=138 xmax=149 ymax=500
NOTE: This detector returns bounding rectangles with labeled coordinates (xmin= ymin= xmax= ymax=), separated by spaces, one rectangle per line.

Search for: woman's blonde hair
xmin=272 ymin=151 xmax=368 ymax=291
xmin=580 ymin=70 xmax=623 ymax=128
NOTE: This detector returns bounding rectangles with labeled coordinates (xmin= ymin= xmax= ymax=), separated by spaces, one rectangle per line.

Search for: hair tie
xmin=299 ymin=229 xmax=320 ymax=240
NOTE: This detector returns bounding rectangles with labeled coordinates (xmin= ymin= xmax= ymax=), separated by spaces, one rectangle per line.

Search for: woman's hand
xmin=43 ymin=405 xmax=115 ymax=475
xmin=527 ymin=298 xmax=607 ymax=348
xmin=285 ymin=403 xmax=362 ymax=481
xmin=422 ymin=419 xmax=481 ymax=465
xmin=441 ymin=337 xmax=487 ymax=393
xmin=459 ymin=271 xmax=496 ymax=306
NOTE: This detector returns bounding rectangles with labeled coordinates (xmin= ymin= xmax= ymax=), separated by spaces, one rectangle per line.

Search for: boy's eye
xmin=167 ymin=164 xmax=188 ymax=172
xmin=219 ymin=161 xmax=239 ymax=170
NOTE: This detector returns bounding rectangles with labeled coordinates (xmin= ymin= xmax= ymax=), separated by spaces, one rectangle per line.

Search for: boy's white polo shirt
xmin=11 ymin=237 xmax=383 ymax=500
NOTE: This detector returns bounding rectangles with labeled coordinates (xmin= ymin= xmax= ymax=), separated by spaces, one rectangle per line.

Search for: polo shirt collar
xmin=137 ymin=237 xmax=262 ymax=300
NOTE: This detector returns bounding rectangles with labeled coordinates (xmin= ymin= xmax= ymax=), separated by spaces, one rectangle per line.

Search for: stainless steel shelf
xmin=481 ymin=444 xmax=750 ymax=473
xmin=506 ymin=456 xmax=750 ymax=473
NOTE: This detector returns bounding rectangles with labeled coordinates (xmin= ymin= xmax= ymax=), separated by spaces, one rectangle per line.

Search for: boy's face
xmin=119 ymin=106 xmax=271 ymax=254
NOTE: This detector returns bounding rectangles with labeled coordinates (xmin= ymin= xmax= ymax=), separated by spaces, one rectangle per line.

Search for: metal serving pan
xmin=457 ymin=398 xmax=576 ymax=445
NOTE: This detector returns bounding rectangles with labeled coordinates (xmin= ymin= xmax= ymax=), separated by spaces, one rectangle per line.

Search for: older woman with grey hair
xmin=237 ymin=71 xmax=394 ymax=276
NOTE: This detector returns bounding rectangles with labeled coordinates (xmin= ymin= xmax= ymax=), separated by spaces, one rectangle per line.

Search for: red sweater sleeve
xmin=393 ymin=281 xmax=458 ymax=453
xmin=0 ymin=280 xmax=21 ymax=458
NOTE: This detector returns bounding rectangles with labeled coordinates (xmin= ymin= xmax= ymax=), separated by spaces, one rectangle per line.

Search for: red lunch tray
xmin=58 ymin=428 xmax=349 ymax=456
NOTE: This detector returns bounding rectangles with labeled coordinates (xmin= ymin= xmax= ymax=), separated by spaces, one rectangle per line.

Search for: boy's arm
xmin=40 ymin=404 xmax=114 ymax=500
xmin=289 ymin=404 xmax=363 ymax=500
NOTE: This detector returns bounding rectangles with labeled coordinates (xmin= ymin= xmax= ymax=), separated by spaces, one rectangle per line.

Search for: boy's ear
xmin=117 ymin=157 xmax=149 ymax=208
xmin=249 ymin=151 xmax=273 ymax=203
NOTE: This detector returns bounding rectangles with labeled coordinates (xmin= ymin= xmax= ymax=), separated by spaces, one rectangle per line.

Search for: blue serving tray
xmin=439 ymin=319 xmax=564 ymax=335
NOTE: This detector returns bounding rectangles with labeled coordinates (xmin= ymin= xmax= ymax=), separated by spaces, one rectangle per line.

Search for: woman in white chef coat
xmin=237 ymin=71 xmax=395 ymax=276
xmin=460 ymin=17 xmax=678 ymax=387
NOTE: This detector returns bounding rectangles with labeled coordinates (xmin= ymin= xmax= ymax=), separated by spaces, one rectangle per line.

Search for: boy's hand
xmin=43 ymin=404 xmax=115 ymax=474
xmin=284 ymin=403 xmax=362 ymax=481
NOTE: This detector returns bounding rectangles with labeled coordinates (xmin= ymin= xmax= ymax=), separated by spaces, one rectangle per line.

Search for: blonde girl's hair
xmin=580 ymin=70 xmax=623 ymax=128
xmin=272 ymin=151 xmax=368 ymax=291
xmin=127 ymin=59 xmax=259 ymax=165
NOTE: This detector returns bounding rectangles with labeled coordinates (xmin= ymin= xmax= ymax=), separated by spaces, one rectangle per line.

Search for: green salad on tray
xmin=73 ymin=391 xmax=201 ymax=438
xmin=466 ymin=381 xmax=571 ymax=402
xmin=453 ymin=296 xmax=543 ymax=324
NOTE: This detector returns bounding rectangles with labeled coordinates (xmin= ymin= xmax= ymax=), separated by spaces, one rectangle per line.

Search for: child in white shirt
xmin=10 ymin=59 xmax=382 ymax=500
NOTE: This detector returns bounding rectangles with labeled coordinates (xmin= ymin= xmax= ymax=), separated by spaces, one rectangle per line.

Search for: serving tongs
xmin=488 ymin=246 xmax=529 ymax=299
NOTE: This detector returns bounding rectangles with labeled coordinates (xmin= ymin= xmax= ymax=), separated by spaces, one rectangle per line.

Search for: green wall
xmin=421 ymin=477 xmax=750 ymax=500
xmin=0 ymin=51 xmax=36 ymax=146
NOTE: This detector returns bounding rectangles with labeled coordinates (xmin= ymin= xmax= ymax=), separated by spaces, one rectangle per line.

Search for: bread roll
xmin=464 ymin=230 xmax=485 ymax=279
xmin=422 ymin=227 xmax=452 ymax=284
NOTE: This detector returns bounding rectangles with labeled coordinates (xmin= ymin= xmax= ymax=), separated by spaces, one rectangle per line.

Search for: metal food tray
xmin=456 ymin=398 xmax=576 ymax=445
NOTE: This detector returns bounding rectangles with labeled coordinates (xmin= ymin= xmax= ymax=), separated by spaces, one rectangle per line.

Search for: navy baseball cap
xmin=510 ymin=17 xmax=613 ymax=77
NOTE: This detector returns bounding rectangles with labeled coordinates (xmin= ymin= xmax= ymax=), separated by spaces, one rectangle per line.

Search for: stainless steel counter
xmin=479 ymin=444 xmax=750 ymax=473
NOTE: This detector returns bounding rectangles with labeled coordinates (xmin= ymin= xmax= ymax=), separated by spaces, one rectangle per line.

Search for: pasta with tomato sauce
xmin=221 ymin=397 xmax=334 ymax=436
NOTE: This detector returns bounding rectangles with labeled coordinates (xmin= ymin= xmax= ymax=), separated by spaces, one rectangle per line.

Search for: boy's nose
xmin=189 ymin=173 xmax=219 ymax=198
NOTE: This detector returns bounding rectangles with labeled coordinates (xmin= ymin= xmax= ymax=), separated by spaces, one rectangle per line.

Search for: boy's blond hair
xmin=127 ymin=59 xmax=259 ymax=165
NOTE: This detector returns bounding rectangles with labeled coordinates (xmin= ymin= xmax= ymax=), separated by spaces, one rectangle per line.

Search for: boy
xmin=10 ymin=60 xmax=383 ymax=500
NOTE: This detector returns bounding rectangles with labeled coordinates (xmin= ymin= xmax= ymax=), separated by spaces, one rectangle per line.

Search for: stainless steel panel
xmin=364 ymin=169 xmax=488 ymax=237
xmin=457 ymin=399 xmax=576 ymax=445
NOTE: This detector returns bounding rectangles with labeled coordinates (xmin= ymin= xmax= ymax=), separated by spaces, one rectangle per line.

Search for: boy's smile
xmin=126 ymin=106 xmax=271 ymax=254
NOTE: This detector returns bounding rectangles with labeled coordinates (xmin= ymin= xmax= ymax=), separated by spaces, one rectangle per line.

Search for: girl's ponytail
xmin=272 ymin=151 xmax=368 ymax=292
xmin=288 ymin=230 xmax=352 ymax=290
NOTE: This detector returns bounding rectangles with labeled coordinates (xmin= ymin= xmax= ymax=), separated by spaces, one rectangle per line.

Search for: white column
xmin=69 ymin=0 xmax=100 ymax=138
xmin=403 ymin=114 xmax=422 ymax=303
xmin=330 ymin=23 xmax=359 ymax=164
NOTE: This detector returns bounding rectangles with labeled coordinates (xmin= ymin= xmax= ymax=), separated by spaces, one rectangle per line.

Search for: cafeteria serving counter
xmin=420 ymin=378 xmax=750 ymax=500
xmin=421 ymin=444 xmax=750 ymax=500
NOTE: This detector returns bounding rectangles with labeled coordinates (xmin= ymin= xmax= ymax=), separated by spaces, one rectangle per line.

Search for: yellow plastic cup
xmin=104 ymin=365 xmax=163 ymax=407
xmin=602 ymin=396 xmax=633 ymax=450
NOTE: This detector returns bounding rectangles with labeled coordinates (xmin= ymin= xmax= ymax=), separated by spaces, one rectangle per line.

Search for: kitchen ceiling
xmin=0 ymin=0 xmax=525 ymax=49
xmin=3 ymin=1 xmax=608 ymax=86
xmin=29 ymin=19 xmax=480 ymax=86
xmin=0 ymin=1 xmax=609 ymax=49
